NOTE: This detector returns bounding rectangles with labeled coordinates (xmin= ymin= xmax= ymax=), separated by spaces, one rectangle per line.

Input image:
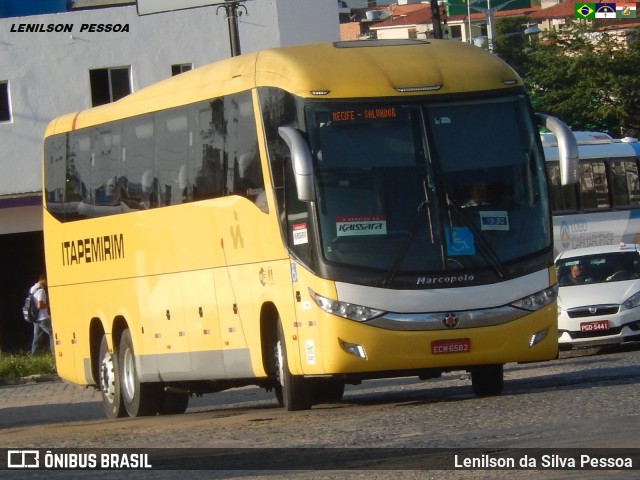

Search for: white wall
xmin=0 ymin=0 xmax=339 ymax=233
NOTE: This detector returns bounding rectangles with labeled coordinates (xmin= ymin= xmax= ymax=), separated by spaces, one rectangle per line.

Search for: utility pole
xmin=216 ymin=0 xmax=248 ymax=57
xmin=137 ymin=1 xmax=249 ymax=58
xmin=430 ymin=0 xmax=444 ymax=39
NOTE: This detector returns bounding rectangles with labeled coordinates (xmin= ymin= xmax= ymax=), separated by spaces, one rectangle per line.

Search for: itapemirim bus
xmin=43 ymin=40 xmax=578 ymax=418
xmin=544 ymin=131 xmax=640 ymax=254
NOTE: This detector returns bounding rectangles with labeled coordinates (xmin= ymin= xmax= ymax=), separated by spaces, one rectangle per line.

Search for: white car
xmin=555 ymin=243 xmax=640 ymax=349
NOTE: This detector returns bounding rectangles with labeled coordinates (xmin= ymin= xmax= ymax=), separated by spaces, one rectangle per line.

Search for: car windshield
xmin=305 ymin=95 xmax=551 ymax=277
xmin=557 ymin=251 xmax=640 ymax=286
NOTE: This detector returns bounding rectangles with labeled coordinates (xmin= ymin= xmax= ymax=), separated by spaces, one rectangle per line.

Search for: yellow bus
xmin=43 ymin=40 xmax=578 ymax=417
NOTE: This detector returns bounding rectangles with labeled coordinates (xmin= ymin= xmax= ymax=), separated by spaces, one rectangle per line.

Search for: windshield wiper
xmin=382 ymin=199 xmax=429 ymax=285
xmin=446 ymin=194 xmax=508 ymax=279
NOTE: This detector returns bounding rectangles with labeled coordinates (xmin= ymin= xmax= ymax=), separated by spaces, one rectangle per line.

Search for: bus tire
xmin=471 ymin=364 xmax=504 ymax=397
xmin=158 ymin=390 xmax=189 ymax=415
xmin=274 ymin=320 xmax=313 ymax=411
xmin=98 ymin=334 xmax=126 ymax=418
xmin=118 ymin=329 xmax=161 ymax=417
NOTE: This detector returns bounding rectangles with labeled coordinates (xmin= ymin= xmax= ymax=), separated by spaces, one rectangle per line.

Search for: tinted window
xmin=44 ymin=90 xmax=265 ymax=221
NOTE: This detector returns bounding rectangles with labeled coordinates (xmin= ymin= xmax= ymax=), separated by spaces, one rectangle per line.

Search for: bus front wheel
xmin=98 ymin=334 xmax=126 ymax=419
xmin=274 ymin=320 xmax=313 ymax=411
xmin=471 ymin=364 xmax=504 ymax=397
xmin=118 ymin=329 xmax=161 ymax=417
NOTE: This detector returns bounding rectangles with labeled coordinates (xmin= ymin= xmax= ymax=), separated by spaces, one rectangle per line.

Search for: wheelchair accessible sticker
xmin=446 ymin=227 xmax=475 ymax=256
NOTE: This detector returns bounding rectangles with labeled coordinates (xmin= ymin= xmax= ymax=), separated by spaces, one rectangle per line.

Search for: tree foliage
xmin=495 ymin=19 xmax=640 ymax=137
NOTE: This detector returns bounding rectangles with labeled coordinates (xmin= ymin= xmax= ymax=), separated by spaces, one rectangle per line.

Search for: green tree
xmin=493 ymin=16 xmax=530 ymax=76
xmin=522 ymin=21 xmax=640 ymax=137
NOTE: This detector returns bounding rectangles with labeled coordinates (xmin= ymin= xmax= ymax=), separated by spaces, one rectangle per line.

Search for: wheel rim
xmin=121 ymin=347 xmax=136 ymax=402
xmin=275 ymin=340 xmax=285 ymax=387
xmin=100 ymin=352 xmax=116 ymax=404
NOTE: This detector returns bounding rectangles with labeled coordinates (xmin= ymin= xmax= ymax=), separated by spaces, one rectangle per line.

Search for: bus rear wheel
xmin=471 ymin=364 xmax=504 ymax=397
xmin=98 ymin=334 xmax=126 ymax=419
xmin=118 ymin=329 xmax=161 ymax=417
xmin=274 ymin=320 xmax=313 ymax=411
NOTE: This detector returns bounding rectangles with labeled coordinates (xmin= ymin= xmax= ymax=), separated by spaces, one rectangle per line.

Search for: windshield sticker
xmin=292 ymin=223 xmax=308 ymax=245
xmin=336 ymin=215 xmax=387 ymax=237
xmin=446 ymin=227 xmax=475 ymax=256
xmin=479 ymin=211 xmax=509 ymax=231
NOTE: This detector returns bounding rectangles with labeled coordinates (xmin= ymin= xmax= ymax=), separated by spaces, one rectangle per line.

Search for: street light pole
xmin=430 ymin=0 xmax=444 ymax=39
xmin=216 ymin=0 xmax=248 ymax=57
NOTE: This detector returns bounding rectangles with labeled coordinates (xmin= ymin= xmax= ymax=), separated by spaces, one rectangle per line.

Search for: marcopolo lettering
xmin=417 ymin=274 xmax=475 ymax=285
xmin=61 ymin=234 xmax=125 ymax=266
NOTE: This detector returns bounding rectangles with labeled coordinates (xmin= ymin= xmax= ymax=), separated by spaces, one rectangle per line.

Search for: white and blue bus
xmin=545 ymin=131 xmax=640 ymax=254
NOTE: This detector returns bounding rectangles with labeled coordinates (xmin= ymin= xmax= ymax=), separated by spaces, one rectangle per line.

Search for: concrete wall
xmin=0 ymin=0 xmax=339 ymax=233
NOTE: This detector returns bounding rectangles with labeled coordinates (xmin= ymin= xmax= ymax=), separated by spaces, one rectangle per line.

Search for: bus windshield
xmin=306 ymin=94 xmax=550 ymax=277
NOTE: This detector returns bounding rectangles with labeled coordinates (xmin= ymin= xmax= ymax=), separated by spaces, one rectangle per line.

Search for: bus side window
xmin=611 ymin=160 xmax=640 ymax=208
xmin=579 ymin=160 xmax=610 ymax=210
xmin=225 ymin=92 xmax=265 ymax=212
xmin=68 ymin=131 xmax=92 ymax=205
xmin=547 ymin=162 xmax=578 ymax=212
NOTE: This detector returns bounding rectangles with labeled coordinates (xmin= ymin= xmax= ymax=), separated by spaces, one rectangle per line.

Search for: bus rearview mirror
xmin=278 ymin=126 xmax=316 ymax=202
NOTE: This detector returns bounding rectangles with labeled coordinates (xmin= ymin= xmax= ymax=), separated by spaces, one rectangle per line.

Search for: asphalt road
xmin=1 ymin=345 xmax=640 ymax=479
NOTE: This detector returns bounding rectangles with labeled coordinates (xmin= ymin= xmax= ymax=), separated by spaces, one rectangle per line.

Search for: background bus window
xmin=547 ymin=162 xmax=578 ymax=212
xmin=611 ymin=159 xmax=640 ymax=208
xmin=579 ymin=160 xmax=610 ymax=210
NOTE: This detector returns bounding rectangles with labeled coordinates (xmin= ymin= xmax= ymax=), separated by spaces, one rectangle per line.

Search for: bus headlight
xmin=309 ymin=289 xmax=385 ymax=322
xmin=511 ymin=285 xmax=558 ymax=311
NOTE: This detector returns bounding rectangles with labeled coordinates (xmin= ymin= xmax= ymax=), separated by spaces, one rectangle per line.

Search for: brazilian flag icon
xmin=575 ymin=3 xmax=596 ymax=18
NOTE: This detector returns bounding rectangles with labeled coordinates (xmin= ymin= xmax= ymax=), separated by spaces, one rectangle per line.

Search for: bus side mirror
xmin=278 ymin=126 xmax=316 ymax=202
xmin=536 ymin=113 xmax=579 ymax=185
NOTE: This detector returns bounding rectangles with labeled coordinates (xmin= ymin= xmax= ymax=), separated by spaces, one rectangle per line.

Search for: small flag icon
xmin=595 ymin=2 xmax=616 ymax=17
xmin=575 ymin=3 xmax=595 ymax=17
xmin=616 ymin=3 xmax=637 ymax=17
